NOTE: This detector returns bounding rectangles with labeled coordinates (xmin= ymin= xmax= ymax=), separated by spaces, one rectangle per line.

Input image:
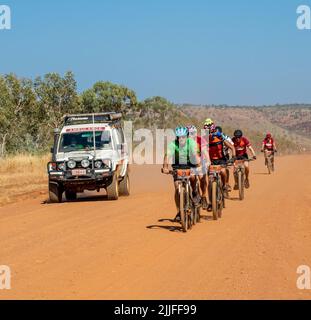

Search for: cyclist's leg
xmin=245 ymin=161 xmax=250 ymax=179
xmin=233 ymin=164 xmax=239 ymax=189
xmin=264 ymin=150 xmax=268 ymax=165
xmin=190 ymin=172 xmax=200 ymax=205
xmin=220 ymin=168 xmax=226 ymax=187
xmin=197 ymin=174 xmax=208 ymax=209
xmin=174 ymin=180 xmax=181 ymax=220
xmin=200 ymin=160 xmax=208 ymax=208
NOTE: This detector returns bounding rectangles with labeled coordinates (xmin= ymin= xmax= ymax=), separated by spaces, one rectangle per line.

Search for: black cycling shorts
xmin=236 ymin=154 xmax=249 ymax=160
xmin=211 ymin=158 xmax=227 ymax=166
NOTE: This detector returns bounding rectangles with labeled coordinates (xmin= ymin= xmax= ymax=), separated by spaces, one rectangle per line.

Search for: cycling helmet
xmin=187 ymin=125 xmax=197 ymax=136
xmin=204 ymin=118 xmax=214 ymax=127
xmin=234 ymin=130 xmax=243 ymax=138
xmin=175 ymin=126 xmax=188 ymax=138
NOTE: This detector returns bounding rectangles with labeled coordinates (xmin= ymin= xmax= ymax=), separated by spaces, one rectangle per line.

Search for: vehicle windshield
xmin=59 ymin=131 xmax=112 ymax=152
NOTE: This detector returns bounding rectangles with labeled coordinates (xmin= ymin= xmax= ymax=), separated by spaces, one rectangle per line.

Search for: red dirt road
xmin=1 ymin=155 xmax=311 ymax=300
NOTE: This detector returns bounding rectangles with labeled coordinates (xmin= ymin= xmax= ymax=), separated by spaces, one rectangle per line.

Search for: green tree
xmin=81 ymin=81 xmax=137 ymax=117
xmin=0 ymin=74 xmax=38 ymax=156
xmin=34 ymin=71 xmax=81 ymax=129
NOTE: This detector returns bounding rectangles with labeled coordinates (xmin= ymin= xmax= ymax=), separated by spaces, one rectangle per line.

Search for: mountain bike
xmin=162 ymin=168 xmax=198 ymax=232
xmin=233 ymin=158 xmax=255 ymax=200
xmin=192 ymin=175 xmax=202 ymax=225
xmin=264 ymin=150 xmax=275 ymax=174
xmin=208 ymin=164 xmax=227 ymax=220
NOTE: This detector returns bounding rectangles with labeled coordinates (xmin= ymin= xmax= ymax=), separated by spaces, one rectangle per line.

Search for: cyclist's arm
xmin=273 ymin=142 xmax=277 ymax=152
xmin=189 ymin=140 xmax=201 ymax=167
xmin=201 ymin=146 xmax=210 ymax=165
xmin=163 ymin=143 xmax=174 ymax=171
xmin=248 ymin=145 xmax=256 ymax=157
xmin=224 ymin=140 xmax=236 ymax=157
xmin=261 ymin=142 xmax=265 ymax=152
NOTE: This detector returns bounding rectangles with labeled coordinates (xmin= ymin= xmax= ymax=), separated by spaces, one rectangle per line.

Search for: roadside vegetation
xmin=0 ymin=154 xmax=48 ymax=206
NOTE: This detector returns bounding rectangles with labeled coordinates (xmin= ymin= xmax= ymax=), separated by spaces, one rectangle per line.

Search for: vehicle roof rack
xmin=63 ymin=112 xmax=122 ymax=126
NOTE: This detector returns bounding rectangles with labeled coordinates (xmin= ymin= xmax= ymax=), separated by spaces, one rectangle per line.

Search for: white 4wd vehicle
xmin=47 ymin=112 xmax=130 ymax=203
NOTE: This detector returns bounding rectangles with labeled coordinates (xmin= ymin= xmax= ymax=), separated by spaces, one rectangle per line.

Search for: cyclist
xmin=232 ymin=130 xmax=256 ymax=189
xmin=215 ymin=126 xmax=234 ymax=190
xmin=204 ymin=119 xmax=236 ymax=211
xmin=162 ymin=126 xmax=202 ymax=221
xmin=261 ymin=132 xmax=277 ymax=168
xmin=187 ymin=125 xmax=210 ymax=210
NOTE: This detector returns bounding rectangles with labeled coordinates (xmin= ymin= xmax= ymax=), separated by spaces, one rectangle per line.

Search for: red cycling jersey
xmin=209 ymin=134 xmax=225 ymax=160
xmin=232 ymin=136 xmax=251 ymax=157
xmin=263 ymin=138 xmax=275 ymax=151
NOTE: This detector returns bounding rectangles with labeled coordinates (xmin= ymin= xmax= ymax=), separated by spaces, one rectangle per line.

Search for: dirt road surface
xmin=1 ymin=155 xmax=311 ymax=300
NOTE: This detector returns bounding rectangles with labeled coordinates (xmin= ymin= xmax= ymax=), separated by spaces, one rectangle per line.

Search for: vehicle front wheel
xmin=107 ymin=173 xmax=119 ymax=200
xmin=49 ymin=182 xmax=63 ymax=203
xmin=119 ymin=173 xmax=130 ymax=196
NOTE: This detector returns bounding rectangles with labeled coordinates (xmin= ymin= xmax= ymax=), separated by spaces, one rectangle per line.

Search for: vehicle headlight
xmin=67 ymin=160 xmax=76 ymax=169
xmin=58 ymin=162 xmax=65 ymax=171
xmin=95 ymin=160 xmax=103 ymax=169
xmin=81 ymin=159 xmax=90 ymax=168
xmin=103 ymin=160 xmax=111 ymax=168
xmin=48 ymin=162 xmax=57 ymax=171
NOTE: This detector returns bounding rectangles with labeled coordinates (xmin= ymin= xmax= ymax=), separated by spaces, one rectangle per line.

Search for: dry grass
xmin=0 ymin=154 xmax=49 ymax=206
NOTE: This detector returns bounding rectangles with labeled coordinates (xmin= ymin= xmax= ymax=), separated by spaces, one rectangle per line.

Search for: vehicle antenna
xmin=92 ymin=114 xmax=96 ymax=159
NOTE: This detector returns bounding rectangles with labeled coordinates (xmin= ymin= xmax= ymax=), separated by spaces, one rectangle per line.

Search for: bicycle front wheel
xmin=238 ymin=170 xmax=244 ymax=200
xmin=179 ymin=185 xmax=188 ymax=232
xmin=212 ymin=181 xmax=218 ymax=221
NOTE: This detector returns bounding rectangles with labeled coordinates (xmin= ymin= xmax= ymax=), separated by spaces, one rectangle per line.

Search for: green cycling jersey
xmin=167 ymin=138 xmax=198 ymax=167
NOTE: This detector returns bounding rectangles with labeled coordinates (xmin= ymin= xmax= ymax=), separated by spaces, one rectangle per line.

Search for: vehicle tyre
xmin=107 ymin=173 xmax=119 ymax=200
xmin=49 ymin=182 xmax=63 ymax=203
xmin=119 ymin=173 xmax=130 ymax=196
xmin=65 ymin=190 xmax=77 ymax=201
xmin=212 ymin=181 xmax=218 ymax=221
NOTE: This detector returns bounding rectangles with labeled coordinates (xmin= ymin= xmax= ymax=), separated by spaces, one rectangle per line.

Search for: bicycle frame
xmin=171 ymin=169 xmax=195 ymax=232
xmin=208 ymin=165 xmax=225 ymax=220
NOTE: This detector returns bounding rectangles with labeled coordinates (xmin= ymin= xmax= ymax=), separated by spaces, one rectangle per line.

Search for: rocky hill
xmin=179 ymin=104 xmax=311 ymax=154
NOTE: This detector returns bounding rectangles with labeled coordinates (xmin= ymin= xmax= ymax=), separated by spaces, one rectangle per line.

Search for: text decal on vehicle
xmin=66 ymin=127 xmax=106 ymax=133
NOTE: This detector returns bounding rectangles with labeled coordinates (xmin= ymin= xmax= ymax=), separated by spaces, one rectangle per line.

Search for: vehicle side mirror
xmin=50 ymin=147 xmax=54 ymax=154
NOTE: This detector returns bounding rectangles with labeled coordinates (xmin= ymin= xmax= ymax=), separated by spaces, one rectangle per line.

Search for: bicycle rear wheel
xmin=212 ymin=181 xmax=218 ymax=221
xmin=267 ymin=157 xmax=272 ymax=174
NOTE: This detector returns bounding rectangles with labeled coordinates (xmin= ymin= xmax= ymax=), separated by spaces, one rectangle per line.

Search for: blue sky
xmin=0 ymin=0 xmax=310 ymax=105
